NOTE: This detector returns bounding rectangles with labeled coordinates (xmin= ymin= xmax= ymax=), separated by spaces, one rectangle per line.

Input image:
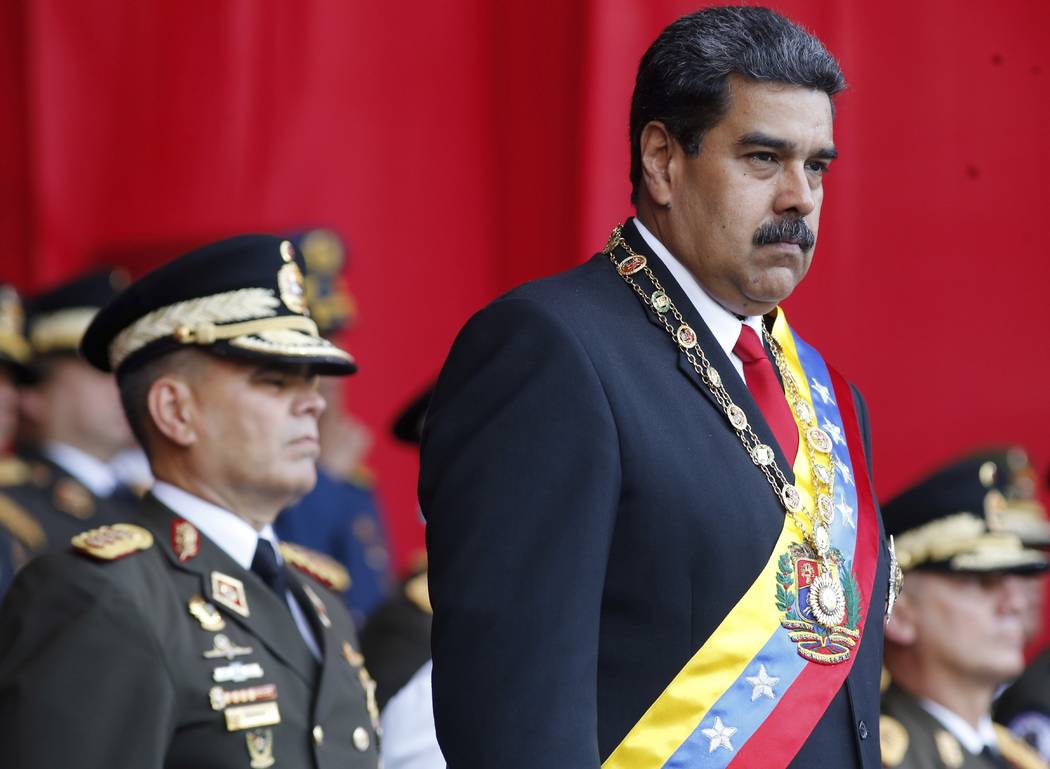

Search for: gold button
xmin=352 ymin=726 xmax=370 ymax=751
xmin=312 ymin=724 xmax=324 ymax=745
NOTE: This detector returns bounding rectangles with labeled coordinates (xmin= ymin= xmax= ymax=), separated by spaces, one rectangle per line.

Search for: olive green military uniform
xmin=0 ymin=494 xmax=380 ymax=769
xmin=881 ymin=685 xmax=1045 ymax=769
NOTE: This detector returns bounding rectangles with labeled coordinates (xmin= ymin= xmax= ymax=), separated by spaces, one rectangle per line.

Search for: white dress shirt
xmin=151 ymin=481 xmax=321 ymax=659
xmin=919 ymin=697 xmax=999 ymax=755
xmin=44 ymin=441 xmax=120 ymax=497
xmin=380 ymin=660 xmax=446 ymax=769
xmin=634 ymin=217 xmax=764 ymax=382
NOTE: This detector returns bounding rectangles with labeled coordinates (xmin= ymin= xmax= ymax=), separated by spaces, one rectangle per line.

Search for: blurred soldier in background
xmin=880 ymin=454 xmax=1049 ymax=769
xmin=0 ymin=236 xmax=380 ymax=768
xmin=0 ymin=270 xmax=136 ymax=594
xmin=275 ymin=228 xmax=392 ymax=624
xmin=0 ymin=285 xmax=37 ymax=594
xmin=361 ymin=382 xmax=441 ymax=769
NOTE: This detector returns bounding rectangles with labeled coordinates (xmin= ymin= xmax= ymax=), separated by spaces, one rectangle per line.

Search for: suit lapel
xmin=619 ymin=219 xmax=795 ymax=481
xmin=135 ymin=495 xmax=318 ymax=685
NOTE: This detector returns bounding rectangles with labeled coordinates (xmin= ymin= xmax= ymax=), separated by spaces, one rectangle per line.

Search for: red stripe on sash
xmin=727 ymin=370 xmax=880 ymax=768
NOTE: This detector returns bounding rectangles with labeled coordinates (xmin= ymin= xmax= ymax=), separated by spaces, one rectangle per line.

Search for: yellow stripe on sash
xmin=602 ymin=308 xmax=817 ymax=769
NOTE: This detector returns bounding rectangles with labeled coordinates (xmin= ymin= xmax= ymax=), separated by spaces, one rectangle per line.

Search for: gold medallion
xmin=651 ymin=290 xmax=671 ymax=313
xmin=245 ymin=728 xmax=275 ymax=769
xmin=188 ymin=595 xmax=225 ymax=631
xmin=726 ymin=405 xmax=748 ymax=430
xmin=675 ymin=324 xmax=697 ymax=349
xmin=813 ymin=462 xmax=832 ymax=485
xmin=781 ymin=484 xmax=803 ymax=513
xmin=794 ymin=400 xmax=813 ymax=424
xmin=706 ymin=366 xmax=722 ymax=387
xmin=751 ymin=444 xmax=775 ymax=467
xmin=816 ymin=494 xmax=834 ymax=522
xmin=813 ymin=523 xmax=831 ymax=556
xmin=807 ymin=427 xmax=833 ymax=455
xmin=617 ymin=255 xmax=647 ymax=275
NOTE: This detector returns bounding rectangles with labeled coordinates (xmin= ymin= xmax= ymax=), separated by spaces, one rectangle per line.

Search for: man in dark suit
xmin=0 ymin=236 xmax=380 ymax=769
xmin=421 ymin=7 xmax=892 ymax=769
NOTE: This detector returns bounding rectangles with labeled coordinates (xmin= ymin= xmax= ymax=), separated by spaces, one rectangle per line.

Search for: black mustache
xmin=753 ymin=218 xmax=815 ymax=252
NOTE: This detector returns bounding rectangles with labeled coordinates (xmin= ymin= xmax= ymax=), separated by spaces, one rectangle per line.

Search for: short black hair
xmin=629 ymin=6 xmax=846 ymax=203
xmin=117 ymin=349 xmax=201 ymax=458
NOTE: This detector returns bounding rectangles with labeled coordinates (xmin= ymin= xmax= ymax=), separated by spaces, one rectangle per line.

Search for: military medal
xmin=209 ymin=684 xmax=278 ymax=711
xmin=203 ymin=633 xmax=253 ymax=660
xmin=188 ymin=595 xmax=225 ymax=631
xmin=245 ymin=729 xmax=275 ymax=769
xmin=211 ymin=572 xmax=250 ymax=617
xmin=213 ymin=661 xmax=264 ymax=683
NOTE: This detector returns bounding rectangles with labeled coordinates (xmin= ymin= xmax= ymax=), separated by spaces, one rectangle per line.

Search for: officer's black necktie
xmin=979 ymin=745 xmax=1012 ymax=769
xmin=251 ymin=539 xmax=290 ymax=601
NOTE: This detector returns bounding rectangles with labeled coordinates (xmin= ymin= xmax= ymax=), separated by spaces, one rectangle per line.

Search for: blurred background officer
xmin=0 ymin=285 xmax=37 ymax=594
xmin=992 ymin=451 xmax=1050 ymax=762
xmin=2 ymin=271 xmax=137 ymax=548
xmin=0 ymin=236 xmax=379 ymax=769
xmin=361 ymin=382 xmax=442 ymax=769
xmin=880 ymin=454 xmax=1049 ymax=769
xmin=275 ymin=228 xmax=392 ymax=624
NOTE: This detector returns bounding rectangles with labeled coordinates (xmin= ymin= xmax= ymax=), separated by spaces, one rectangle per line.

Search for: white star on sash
xmin=836 ymin=459 xmax=854 ymax=486
xmin=821 ymin=417 xmax=845 ymax=447
xmin=836 ymin=497 xmax=856 ymax=529
xmin=745 ymin=664 xmax=779 ymax=702
xmin=810 ymin=379 xmax=835 ymax=405
xmin=701 ymin=716 xmax=737 ymax=752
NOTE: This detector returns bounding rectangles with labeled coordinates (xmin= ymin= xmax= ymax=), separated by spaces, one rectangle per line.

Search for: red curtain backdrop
xmin=3 ymin=0 xmax=1049 ymax=639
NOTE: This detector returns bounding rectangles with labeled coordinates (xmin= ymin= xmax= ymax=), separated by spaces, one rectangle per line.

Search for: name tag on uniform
xmin=225 ymin=702 xmax=281 ymax=731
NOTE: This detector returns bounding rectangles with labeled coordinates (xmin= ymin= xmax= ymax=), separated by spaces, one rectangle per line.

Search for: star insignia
xmin=810 ymin=379 xmax=835 ymax=405
xmin=701 ymin=716 xmax=737 ymax=752
xmin=836 ymin=459 xmax=854 ymax=486
xmin=836 ymin=498 xmax=856 ymax=529
xmin=745 ymin=664 xmax=779 ymax=702
xmin=821 ymin=417 xmax=845 ymax=446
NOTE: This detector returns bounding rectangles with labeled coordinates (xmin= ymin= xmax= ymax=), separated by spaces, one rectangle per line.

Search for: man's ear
xmin=639 ymin=121 xmax=675 ymax=208
xmin=147 ymin=376 xmax=198 ymax=448
xmin=884 ymin=586 xmax=918 ymax=646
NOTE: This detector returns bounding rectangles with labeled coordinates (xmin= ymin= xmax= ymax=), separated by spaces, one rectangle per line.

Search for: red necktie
xmin=733 ymin=324 xmax=799 ymax=464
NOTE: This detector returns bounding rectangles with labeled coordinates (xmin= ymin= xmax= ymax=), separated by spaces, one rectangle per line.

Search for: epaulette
xmin=0 ymin=493 xmax=46 ymax=550
xmin=71 ymin=523 xmax=154 ymax=561
xmin=879 ymin=714 xmax=908 ymax=767
xmin=0 ymin=456 xmax=29 ymax=487
xmin=279 ymin=541 xmax=351 ymax=592
xmin=404 ymin=571 xmax=432 ymax=614
xmin=994 ymin=723 xmax=1049 ymax=769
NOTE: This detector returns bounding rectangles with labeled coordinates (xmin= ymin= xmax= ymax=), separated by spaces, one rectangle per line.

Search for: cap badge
xmin=277 ymin=241 xmax=308 ymax=315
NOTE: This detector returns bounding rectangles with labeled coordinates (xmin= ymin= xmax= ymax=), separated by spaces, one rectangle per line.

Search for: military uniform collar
xmin=43 ymin=441 xmax=118 ymax=497
xmin=632 ymin=216 xmax=764 ymax=382
xmin=151 ymin=480 xmax=281 ymax=570
xmin=918 ymin=696 xmax=998 ymax=755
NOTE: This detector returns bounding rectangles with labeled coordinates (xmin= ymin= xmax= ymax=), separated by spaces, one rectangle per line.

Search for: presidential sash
xmin=602 ymin=309 xmax=880 ymax=769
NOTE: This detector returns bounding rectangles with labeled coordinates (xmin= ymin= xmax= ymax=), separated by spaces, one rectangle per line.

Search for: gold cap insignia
xmin=188 ymin=595 xmax=225 ymax=632
xmin=277 ymin=241 xmax=308 ymax=314
xmin=172 ymin=519 xmax=200 ymax=562
xmin=245 ymin=728 xmax=275 ymax=769
xmin=71 ymin=523 xmax=153 ymax=561
xmin=211 ymin=571 xmax=250 ymax=617
xmin=54 ymin=478 xmax=95 ymax=519
xmin=278 ymin=541 xmax=350 ymax=592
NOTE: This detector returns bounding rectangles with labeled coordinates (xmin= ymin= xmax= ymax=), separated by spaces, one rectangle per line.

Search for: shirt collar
xmin=633 ymin=217 xmax=764 ymax=380
xmin=150 ymin=481 xmax=281 ymax=570
xmin=44 ymin=441 xmax=118 ymax=497
xmin=919 ymin=697 xmax=998 ymax=755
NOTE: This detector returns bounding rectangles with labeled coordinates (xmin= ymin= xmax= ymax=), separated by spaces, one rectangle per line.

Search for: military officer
xmin=275 ymin=228 xmax=392 ymax=624
xmin=880 ymin=454 xmax=1049 ymax=769
xmin=0 ymin=235 xmax=380 ymax=769
xmin=1 ymin=269 xmax=138 ymax=569
xmin=0 ymin=284 xmax=39 ymax=594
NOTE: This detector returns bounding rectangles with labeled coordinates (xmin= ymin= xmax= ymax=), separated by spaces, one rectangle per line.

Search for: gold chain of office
xmin=602 ymin=224 xmax=839 ymax=561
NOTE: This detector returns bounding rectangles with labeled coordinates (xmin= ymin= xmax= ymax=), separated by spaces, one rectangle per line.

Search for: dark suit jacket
xmin=420 ymin=219 xmax=889 ymax=769
xmin=0 ymin=494 xmax=379 ymax=769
